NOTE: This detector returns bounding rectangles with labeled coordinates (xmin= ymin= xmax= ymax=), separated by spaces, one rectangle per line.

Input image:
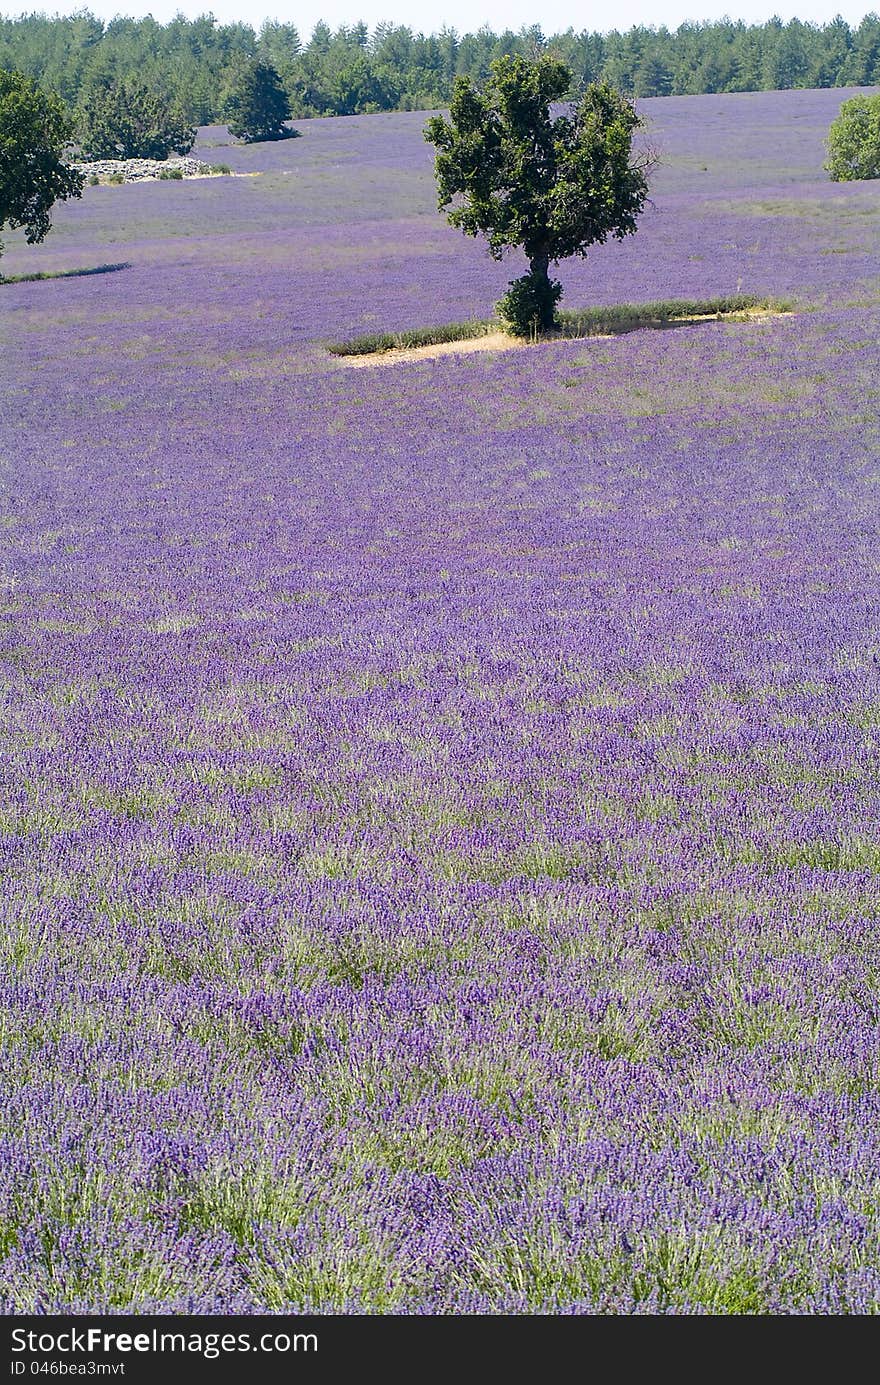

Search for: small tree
xmin=0 ymin=68 xmax=83 ymax=267
xmin=825 ymin=93 xmax=880 ymax=182
xmin=425 ymin=55 xmax=652 ymax=334
xmin=224 ymin=60 xmax=293 ymax=143
xmin=76 ymin=80 xmax=195 ymax=161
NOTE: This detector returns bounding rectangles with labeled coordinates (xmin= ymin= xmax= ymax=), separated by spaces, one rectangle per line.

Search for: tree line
xmin=1 ymin=12 xmax=879 ymax=123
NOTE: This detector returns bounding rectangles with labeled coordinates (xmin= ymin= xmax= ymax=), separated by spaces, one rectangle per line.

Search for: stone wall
xmin=73 ymin=156 xmax=225 ymax=183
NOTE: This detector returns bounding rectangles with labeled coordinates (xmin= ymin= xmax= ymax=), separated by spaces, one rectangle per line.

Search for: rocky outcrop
xmin=73 ymin=156 xmax=226 ymax=183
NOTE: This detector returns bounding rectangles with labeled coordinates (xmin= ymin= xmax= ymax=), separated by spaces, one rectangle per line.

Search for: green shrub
xmin=107 ymin=172 xmax=124 ymax=184
xmin=158 ymin=167 xmax=184 ymax=179
xmin=209 ymin=163 xmax=232 ymax=174
xmin=497 ymin=271 xmax=563 ymax=337
xmin=87 ymin=173 xmax=99 ymax=186
xmin=825 ymin=94 xmax=880 ymax=182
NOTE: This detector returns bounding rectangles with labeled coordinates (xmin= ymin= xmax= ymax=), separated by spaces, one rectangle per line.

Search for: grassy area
xmin=327 ymin=319 xmax=494 ymax=357
xmin=0 ymin=261 xmax=131 ymax=285
xmin=327 ymin=295 xmax=790 ymax=357
xmin=556 ymin=293 xmax=788 ymax=335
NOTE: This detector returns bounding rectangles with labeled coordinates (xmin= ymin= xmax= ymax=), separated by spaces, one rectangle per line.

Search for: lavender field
xmin=2 ymin=85 xmax=880 ymax=1314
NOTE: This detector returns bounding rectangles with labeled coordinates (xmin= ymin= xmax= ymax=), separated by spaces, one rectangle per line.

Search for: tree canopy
xmin=75 ymin=78 xmax=195 ymax=161
xmin=224 ymin=60 xmax=293 ymax=143
xmin=0 ymin=14 xmax=878 ymax=124
xmin=425 ymin=55 xmax=651 ymax=331
xmin=0 ymin=67 xmax=83 ymax=261
xmin=826 ymin=92 xmax=880 ymax=180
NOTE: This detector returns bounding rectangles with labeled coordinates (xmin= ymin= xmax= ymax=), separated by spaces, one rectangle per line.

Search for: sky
xmin=4 ymin=2 xmax=877 ymax=38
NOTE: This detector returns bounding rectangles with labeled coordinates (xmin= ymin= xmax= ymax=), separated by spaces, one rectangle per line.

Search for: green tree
xmin=76 ymin=78 xmax=195 ymax=159
xmin=825 ymin=92 xmax=880 ymax=181
xmin=224 ymin=59 xmax=292 ymax=141
xmin=634 ymin=51 xmax=674 ymax=97
xmin=424 ymin=54 xmax=651 ymax=333
xmin=841 ymin=13 xmax=880 ymax=85
xmin=0 ymin=67 xmax=83 ymax=266
xmin=2 ymin=13 xmax=876 ymax=123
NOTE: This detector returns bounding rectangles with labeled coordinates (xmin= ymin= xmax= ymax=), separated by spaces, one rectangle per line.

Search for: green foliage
xmin=327 ymin=320 xmax=492 ymax=356
xmin=75 ymin=79 xmax=195 ymax=161
xmin=498 ymin=271 xmax=563 ymax=336
xmin=0 ymin=67 xmax=83 ymax=262
xmin=557 ymin=293 xmax=776 ymax=335
xmin=425 ymin=56 xmax=652 ymax=328
xmin=0 ymin=261 xmax=129 ymax=285
xmin=825 ymin=93 xmax=880 ymax=181
xmin=224 ymin=60 xmax=293 ymax=143
xmin=326 ymin=295 xmax=783 ymax=355
xmin=0 ymin=15 xmax=878 ymax=122
xmin=157 ymin=166 xmax=183 ymax=179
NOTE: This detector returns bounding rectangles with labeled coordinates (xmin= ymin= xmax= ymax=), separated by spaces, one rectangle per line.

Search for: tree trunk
xmin=527 ymin=249 xmax=556 ymax=329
